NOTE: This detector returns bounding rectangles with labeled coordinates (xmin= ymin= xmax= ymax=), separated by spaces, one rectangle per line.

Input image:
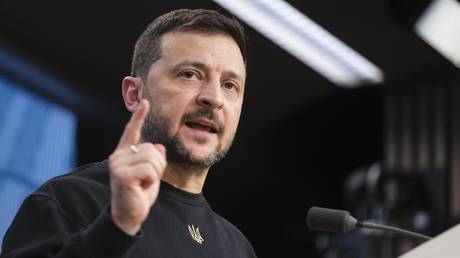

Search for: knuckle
xmin=143 ymin=160 xmax=157 ymax=174
xmin=117 ymin=174 xmax=131 ymax=184
xmin=141 ymin=142 xmax=156 ymax=153
xmin=141 ymin=162 xmax=154 ymax=172
xmin=136 ymin=164 xmax=155 ymax=182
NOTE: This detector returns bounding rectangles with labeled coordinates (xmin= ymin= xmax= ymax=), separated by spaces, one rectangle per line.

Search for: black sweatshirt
xmin=1 ymin=161 xmax=257 ymax=258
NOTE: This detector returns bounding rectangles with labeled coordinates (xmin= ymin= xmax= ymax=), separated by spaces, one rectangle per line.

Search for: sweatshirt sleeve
xmin=1 ymin=194 xmax=141 ymax=258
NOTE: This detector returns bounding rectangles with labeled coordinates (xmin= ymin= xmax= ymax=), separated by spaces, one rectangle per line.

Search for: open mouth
xmin=185 ymin=121 xmax=218 ymax=134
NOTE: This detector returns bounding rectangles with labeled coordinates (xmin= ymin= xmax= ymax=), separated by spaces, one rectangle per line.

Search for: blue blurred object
xmin=0 ymin=76 xmax=76 ymax=249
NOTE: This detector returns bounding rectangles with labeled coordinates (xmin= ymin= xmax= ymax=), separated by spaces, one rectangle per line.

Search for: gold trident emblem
xmin=188 ymin=225 xmax=204 ymax=244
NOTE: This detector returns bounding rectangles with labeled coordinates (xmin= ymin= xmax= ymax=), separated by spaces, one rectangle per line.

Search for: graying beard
xmin=141 ymin=114 xmax=227 ymax=171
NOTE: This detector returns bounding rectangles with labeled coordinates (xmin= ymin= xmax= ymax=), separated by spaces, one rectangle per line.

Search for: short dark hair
xmin=131 ymin=9 xmax=247 ymax=80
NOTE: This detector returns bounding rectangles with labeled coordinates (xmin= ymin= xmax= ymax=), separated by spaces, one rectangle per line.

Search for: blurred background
xmin=1 ymin=0 xmax=460 ymax=257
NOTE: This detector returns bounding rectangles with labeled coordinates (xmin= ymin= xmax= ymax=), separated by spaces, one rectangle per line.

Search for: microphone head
xmin=306 ymin=207 xmax=358 ymax=234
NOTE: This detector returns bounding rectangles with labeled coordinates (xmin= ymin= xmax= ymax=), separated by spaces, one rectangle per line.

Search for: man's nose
xmin=196 ymin=80 xmax=224 ymax=109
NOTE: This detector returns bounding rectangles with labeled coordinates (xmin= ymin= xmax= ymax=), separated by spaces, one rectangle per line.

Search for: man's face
xmin=141 ymin=31 xmax=246 ymax=170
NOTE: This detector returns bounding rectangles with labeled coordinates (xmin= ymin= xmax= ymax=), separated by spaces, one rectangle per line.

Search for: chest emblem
xmin=188 ymin=225 xmax=204 ymax=244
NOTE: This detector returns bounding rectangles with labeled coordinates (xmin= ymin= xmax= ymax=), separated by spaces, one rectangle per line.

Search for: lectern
xmin=398 ymin=224 xmax=460 ymax=258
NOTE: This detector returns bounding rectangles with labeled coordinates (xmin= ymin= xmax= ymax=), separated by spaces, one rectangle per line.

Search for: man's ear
xmin=122 ymin=76 xmax=144 ymax=113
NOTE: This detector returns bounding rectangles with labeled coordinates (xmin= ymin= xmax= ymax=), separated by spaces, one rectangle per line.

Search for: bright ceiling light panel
xmin=213 ymin=0 xmax=384 ymax=87
xmin=415 ymin=0 xmax=460 ymax=68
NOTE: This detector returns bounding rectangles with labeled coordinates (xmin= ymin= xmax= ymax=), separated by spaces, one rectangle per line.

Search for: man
xmin=2 ymin=9 xmax=257 ymax=257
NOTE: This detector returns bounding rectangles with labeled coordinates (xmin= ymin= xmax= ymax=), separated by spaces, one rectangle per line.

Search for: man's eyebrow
xmin=223 ymin=71 xmax=244 ymax=83
xmin=171 ymin=61 xmax=208 ymax=72
xmin=171 ymin=61 xmax=244 ymax=82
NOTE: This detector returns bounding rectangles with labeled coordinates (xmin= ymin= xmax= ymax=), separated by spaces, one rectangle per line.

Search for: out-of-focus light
xmin=415 ymin=0 xmax=460 ymax=68
xmin=213 ymin=0 xmax=384 ymax=87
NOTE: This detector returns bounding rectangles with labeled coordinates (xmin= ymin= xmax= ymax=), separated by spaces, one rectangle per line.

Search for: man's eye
xmin=180 ymin=71 xmax=197 ymax=79
xmin=223 ymin=82 xmax=237 ymax=90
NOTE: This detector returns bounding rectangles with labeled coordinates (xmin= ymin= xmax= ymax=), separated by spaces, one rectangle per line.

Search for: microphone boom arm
xmin=357 ymin=221 xmax=432 ymax=242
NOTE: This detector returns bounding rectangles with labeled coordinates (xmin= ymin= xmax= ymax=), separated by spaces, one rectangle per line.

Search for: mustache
xmin=181 ymin=109 xmax=224 ymax=132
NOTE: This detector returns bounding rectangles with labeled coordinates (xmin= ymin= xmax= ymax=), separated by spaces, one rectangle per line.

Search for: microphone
xmin=306 ymin=207 xmax=432 ymax=242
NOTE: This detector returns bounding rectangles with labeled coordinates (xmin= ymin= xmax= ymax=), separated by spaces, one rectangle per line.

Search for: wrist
xmin=111 ymin=207 xmax=142 ymax=236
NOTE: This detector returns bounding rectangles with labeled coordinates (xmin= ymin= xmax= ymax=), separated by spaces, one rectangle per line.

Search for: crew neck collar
xmin=159 ymin=180 xmax=207 ymax=206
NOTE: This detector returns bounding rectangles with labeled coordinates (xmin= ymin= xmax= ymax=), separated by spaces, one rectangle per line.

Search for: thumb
xmin=155 ymin=144 xmax=167 ymax=157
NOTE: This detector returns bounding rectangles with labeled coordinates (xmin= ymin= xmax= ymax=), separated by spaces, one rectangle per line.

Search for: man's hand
xmin=108 ymin=99 xmax=167 ymax=235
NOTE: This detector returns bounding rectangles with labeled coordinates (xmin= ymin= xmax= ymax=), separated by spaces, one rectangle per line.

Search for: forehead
xmin=155 ymin=31 xmax=246 ymax=79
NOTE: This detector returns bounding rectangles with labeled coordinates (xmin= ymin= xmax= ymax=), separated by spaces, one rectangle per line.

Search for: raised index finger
xmin=117 ymin=99 xmax=150 ymax=149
